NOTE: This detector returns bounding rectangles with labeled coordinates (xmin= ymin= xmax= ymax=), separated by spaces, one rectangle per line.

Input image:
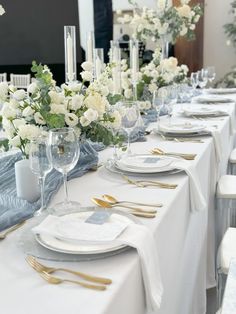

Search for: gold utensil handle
xmin=56 ymin=268 xmax=112 ymax=285
xmin=0 ymin=220 xmax=26 ymax=239
xmin=131 ymin=212 xmax=156 ymax=218
xmin=118 ymin=201 xmax=163 ymax=208
xmin=115 ymin=204 xmax=157 ymax=214
xmin=64 ymin=278 xmax=106 ymax=290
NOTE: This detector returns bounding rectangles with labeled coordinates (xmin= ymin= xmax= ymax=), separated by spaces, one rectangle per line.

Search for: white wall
xmin=204 ymin=0 xmax=235 ymax=80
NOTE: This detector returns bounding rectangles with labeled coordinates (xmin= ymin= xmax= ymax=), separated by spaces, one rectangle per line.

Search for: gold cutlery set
xmin=160 ymin=133 xmax=204 ymax=143
xmin=92 ymin=194 xmax=161 ymax=218
xmin=122 ymin=174 xmax=178 ymax=189
xmin=26 ymin=255 xmax=111 ymax=291
xmin=0 ymin=220 xmax=26 ymax=240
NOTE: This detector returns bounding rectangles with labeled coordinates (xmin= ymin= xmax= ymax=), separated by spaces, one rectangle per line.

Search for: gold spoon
xmin=102 ymin=194 xmax=162 ymax=209
xmin=91 ymin=198 xmax=156 ymax=218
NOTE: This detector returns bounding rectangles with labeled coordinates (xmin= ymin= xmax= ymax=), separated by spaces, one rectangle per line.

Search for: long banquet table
xmin=1 ymin=96 xmax=236 ymax=314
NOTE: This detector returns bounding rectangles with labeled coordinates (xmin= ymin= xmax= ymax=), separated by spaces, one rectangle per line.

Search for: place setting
xmin=191 ymin=94 xmax=234 ymax=105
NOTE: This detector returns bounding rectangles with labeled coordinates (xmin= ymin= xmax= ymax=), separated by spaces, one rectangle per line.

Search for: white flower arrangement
xmin=0 ymin=62 xmax=122 ymax=157
xmin=0 ymin=4 xmax=5 ymax=16
xmin=117 ymin=0 xmax=203 ymax=44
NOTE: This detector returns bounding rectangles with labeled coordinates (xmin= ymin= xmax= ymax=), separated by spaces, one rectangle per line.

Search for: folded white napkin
xmin=32 ymin=215 xmax=128 ymax=242
xmin=170 ymin=160 xmax=207 ymax=212
xmin=33 ymin=216 xmax=163 ymax=311
xmin=206 ymin=128 xmax=223 ymax=163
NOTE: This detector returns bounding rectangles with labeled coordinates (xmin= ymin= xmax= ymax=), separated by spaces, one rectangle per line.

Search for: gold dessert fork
xmin=26 ymin=256 xmax=112 ymax=285
xmin=39 ymin=271 xmax=106 ymax=291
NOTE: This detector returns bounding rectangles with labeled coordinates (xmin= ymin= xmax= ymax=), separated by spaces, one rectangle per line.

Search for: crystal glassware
xmin=118 ymin=101 xmax=140 ymax=155
xmin=197 ymin=69 xmax=208 ymax=91
xmin=29 ymin=135 xmax=52 ymax=216
xmin=206 ymin=66 xmax=216 ymax=85
xmin=48 ymin=127 xmax=80 ymax=212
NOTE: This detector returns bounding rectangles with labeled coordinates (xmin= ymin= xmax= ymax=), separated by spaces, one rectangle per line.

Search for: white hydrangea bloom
xmin=84 ymin=93 xmax=107 ymax=115
xmin=18 ymin=124 xmax=40 ymax=140
xmin=50 ymin=103 xmax=67 ymax=114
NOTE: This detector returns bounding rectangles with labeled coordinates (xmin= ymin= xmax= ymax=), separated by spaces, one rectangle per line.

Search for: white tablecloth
xmin=0 ymin=98 xmax=236 ymax=314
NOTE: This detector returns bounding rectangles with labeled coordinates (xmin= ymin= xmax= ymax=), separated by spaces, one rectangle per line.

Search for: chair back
xmin=0 ymin=73 xmax=7 ymax=82
xmin=10 ymin=74 xmax=31 ymax=89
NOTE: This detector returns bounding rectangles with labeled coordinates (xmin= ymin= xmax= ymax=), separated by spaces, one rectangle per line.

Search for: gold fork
xmin=0 ymin=220 xmax=26 ymax=240
xmin=26 ymin=256 xmax=111 ymax=285
xmin=39 ymin=271 xmax=106 ymax=291
xmin=160 ymin=133 xmax=204 ymax=143
xmin=122 ymin=175 xmax=177 ymax=189
xmin=151 ymin=148 xmax=196 ymax=160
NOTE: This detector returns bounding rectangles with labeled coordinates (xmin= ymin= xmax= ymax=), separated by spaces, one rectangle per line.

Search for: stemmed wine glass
xmin=48 ymin=127 xmax=80 ymax=212
xmin=197 ymin=69 xmax=208 ymax=91
xmin=206 ymin=66 xmax=216 ymax=86
xmin=29 ymin=135 xmax=52 ymax=216
xmin=190 ymin=72 xmax=199 ymax=95
xmin=118 ymin=101 xmax=140 ymax=155
xmin=167 ymin=85 xmax=178 ymax=125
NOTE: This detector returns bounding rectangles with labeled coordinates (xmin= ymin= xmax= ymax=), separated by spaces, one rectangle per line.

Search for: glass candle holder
xmin=94 ymin=48 xmax=104 ymax=80
xmin=64 ymin=26 xmax=77 ymax=83
xmin=86 ymin=31 xmax=95 ymax=63
xmin=110 ymin=41 xmax=121 ymax=94
xmin=129 ymin=39 xmax=139 ymax=100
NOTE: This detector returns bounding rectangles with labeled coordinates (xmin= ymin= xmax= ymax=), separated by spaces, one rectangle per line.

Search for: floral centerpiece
xmin=111 ymin=48 xmax=188 ymax=107
xmin=215 ymin=1 xmax=236 ymax=88
xmin=0 ymin=62 xmax=122 ymax=157
xmin=224 ymin=0 xmax=236 ymax=49
xmin=117 ymin=0 xmax=203 ymax=46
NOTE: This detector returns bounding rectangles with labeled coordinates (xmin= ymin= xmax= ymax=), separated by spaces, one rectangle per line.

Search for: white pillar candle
xmin=95 ymin=56 xmax=102 ymax=79
xmin=132 ymin=45 xmax=138 ymax=83
xmin=67 ymin=34 xmax=74 ymax=82
xmin=86 ymin=33 xmax=94 ymax=63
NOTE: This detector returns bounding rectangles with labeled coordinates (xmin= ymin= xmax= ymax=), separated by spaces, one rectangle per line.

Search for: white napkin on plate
xmin=32 ymin=215 xmax=129 ymax=242
xmin=170 ymin=160 xmax=207 ymax=212
xmin=33 ymin=216 xmax=163 ymax=311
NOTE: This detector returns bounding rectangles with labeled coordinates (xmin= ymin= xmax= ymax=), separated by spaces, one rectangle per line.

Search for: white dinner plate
xmin=183 ymin=107 xmax=226 ymax=117
xmin=206 ymin=88 xmax=236 ymax=95
xmin=158 ymin=122 xmax=206 ymax=134
xmin=193 ymin=95 xmax=233 ymax=104
xmin=115 ymin=154 xmax=178 ymax=174
xmin=35 ymin=211 xmax=137 ymax=255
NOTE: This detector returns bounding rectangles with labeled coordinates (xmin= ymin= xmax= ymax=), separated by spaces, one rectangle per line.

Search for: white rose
xmin=110 ymin=110 xmax=121 ymax=129
xmin=0 ymin=5 xmax=5 ymax=15
xmin=194 ymin=14 xmax=200 ymax=23
xmin=1 ymin=103 xmax=17 ymax=119
xmin=18 ymin=124 xmax=40 ymax=140
xmin=83 ymin=108 xmax=98 ymax=122
xmin=13 ymin=89 xmax=26 ymax=101
xmin=50 ymin=103 xmax=67 ymax=114
xmin=190 ymin=24 xmax=196 ymax=30
xmin=148 ymin=83 xmax=157 ymax=93
xmin=27 ymin=82 xmax=38 ymax=94
xmin=49 ymin=90 xmax=64 ymax=104
xmin=81 ymin=61 xmax=93 ymax=72
xmin=65 ymin=112 xmax=79 ymax=127
xmin=80 ymin=116 xmax=91 ymax=127
xmin=70 ymin=94 xmax=84 ymax=111
xmin=67 ymin=81 xmax=82 ymax=92
xmin=22 ymin=106 xmax=35 ymax=117
xmin=0 ymin=82 xmax=8 ymax=100
xmin=180 ymin=26 xmax=188 ymax=36
xmin=34 ymin=112 xmax=46 ymax=125
xmin=124 ymin=89 xmax=133 ymax=99
xmin=9 ymin=135 xmax=21 ymax=148
xmin=81 ymin=71 xmax=93 ymax=82
xmin=2 ymin=118 xmax=15 ymax=138
xmin=12 ymin=118 xmax=26 ymax=129
xmin=84 ymin=93 xmax=107 ymax=114
xmin=177 ymin=4 xmax=191 ymax=19
xmin=100 ymin=86 xmax=109 ymax=97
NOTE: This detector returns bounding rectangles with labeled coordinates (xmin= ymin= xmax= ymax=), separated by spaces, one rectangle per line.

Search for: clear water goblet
xmin=206 ymin=66 xmax=216 ymax=86
xmin=29 ymin=135 xmax=52 ymax=216
xmin=118 ymin=101 xmax=140 ymax=155
xmin=48 ymin=127 xmax=80 ymax=212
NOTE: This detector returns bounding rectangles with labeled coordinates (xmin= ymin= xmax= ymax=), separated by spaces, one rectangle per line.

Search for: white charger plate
xmin=115 ymin=154 xmax=178 ymax=174
xmin=183 ymin=107 xmax=225 ymax=116
xmin=158 ymin=122 xmax=206 ymax=134
xmin=35 ymin=211 xmax=138 ymax=255
xmin=206 ymin=88 xmax=236 ymax=95
xmin=193 ymin=95 xmax=233 ymax=103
